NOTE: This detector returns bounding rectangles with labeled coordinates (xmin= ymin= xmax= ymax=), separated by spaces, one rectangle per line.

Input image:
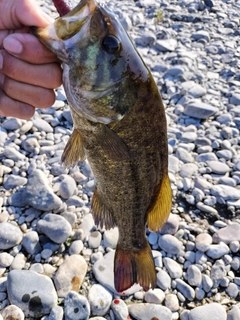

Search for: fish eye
xmin=102 ymin=35 xmax=121 ymax=54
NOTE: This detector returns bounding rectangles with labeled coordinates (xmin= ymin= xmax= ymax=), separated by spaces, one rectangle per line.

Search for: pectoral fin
xmin=97 ymin=125 xmax=130 ymax=161
xmin=147 ymin=173 xmax=172 ymax=232
xmin=92 ymin=187 xmax=116 ymax=229
xmin=61 ymin=128 xmax=85 ymax=168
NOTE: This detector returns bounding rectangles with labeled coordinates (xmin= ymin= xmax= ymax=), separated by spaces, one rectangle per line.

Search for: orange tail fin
xmin=114 ymin=243 xmax=156 ymax=293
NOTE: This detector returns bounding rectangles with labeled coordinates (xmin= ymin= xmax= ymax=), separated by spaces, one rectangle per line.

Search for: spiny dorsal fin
xmin=97 ymin=125 xmax=130 ymax=161
xmin=147 ymin=173 xmax=172 ymax=232
xmin=92 ymin=187 xmax=116 ymax=230
xmin=61 ymin=128 xmax=85 ymax=168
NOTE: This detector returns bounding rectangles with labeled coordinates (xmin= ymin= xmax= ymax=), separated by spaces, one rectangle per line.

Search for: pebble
xmin=184 ymin=101 xmax=218 ymax=119
xmin=88 ymin=231 xmax=102 ymax=249
xmin=7 ymin=270 xmax=58 ymax=318
xmin=0 ymin=305 xmax=24 ymax=320
xmin=3 ymin=175 xmax=28 ymax=190
xmin=188 ymin=303 xmax=226 ymax=320
xmin=160 ymin=214 xmax=180 ymax=235
xmin=195 ymin=233 xmax=212 ymax=252
xmin=128 ymin=303 xmax=172 ymax=320
xmin=202 ymin=274 xmax=213 ymax=292
xmin=227 ymin=306 xmax=240 ymax=320
xmin=54 ymin=255 xmax=88 ymax=297
xmin=22 ymin=231 xmax=41 ymax=255
xmin=69 ymin=240 xmax=84 ymax=255
xmin=163 ymin=257 xmax=183 ymax=278
xmin=210 ymin=260 xmax=226 ymax=288
xmin=156 ymin=269 xmax=171 ymax=291
xmin=164 ymin=294 xmax=179 ymax=312
xmin=186 ymin=265 xmax=202 ymax=287
xmin=64 ymin=291 xmax=90 ymax=320
xmin=0 ymin=222 xmax=23 ymax=250
xmin=206 ymin=242 xmax=230 ymax=259
xmin=0 ymin=253 xmax=14 ymax=268
xmin=37 ymin=213 xmax=72 ymax=244
xmin=213 ymin=223 xmax=240 ymax=243
xmin=103 ymin=227 xmax=119 ymax=249
xmin=59 ymin=175 xmax=77 ymax=199
xmin=158 ymin=234 xmax=182 ymax=255
xmin=88 ymin=284 xmax=112 ymax=316
xmin=111 ymin=299 xmax=130 ymax=320
xmin=144 ymin=288 xmax=165 ymax=304
xmin=176 ymin=279 xmax=195 ymax=301
xmin=44 ymin=306 xmax=64 ymax=320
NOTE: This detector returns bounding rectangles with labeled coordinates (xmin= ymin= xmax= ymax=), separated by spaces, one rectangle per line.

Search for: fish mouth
xmin=31 ymin=0 xmax=98 ymax=53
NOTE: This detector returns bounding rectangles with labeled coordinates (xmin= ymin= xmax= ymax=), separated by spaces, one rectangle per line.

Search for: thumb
xmin=0 ymin=0 xmax=53 ymax=30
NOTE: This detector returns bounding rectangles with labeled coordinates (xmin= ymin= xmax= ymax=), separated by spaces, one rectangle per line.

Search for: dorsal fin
xmin=147 ymin=173 xmax=172 ymax=232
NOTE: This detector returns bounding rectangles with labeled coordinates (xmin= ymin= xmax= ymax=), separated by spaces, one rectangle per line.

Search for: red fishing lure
xmin=52 ymin=0 xmax=71 ymax=16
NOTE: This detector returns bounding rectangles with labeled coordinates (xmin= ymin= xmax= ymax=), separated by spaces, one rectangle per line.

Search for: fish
xmin=32 ymin=0 xmax=172 ymax=292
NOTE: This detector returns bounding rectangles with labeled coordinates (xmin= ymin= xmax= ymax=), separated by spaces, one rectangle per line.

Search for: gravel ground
xmin=0 ymin=0 xmax=240 ymax=319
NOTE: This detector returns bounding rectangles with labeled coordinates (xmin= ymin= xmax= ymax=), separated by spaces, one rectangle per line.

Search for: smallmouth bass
xmin=32 ymin=0 xmax=172 ymax=292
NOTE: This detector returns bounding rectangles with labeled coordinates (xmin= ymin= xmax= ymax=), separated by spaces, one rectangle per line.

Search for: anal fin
xmin=147 ymin=173 xmax=172 ymax=232
xmin=114 ymin=242 xmax=156 ymax=292
xmin=61 ymin=128 xmax=85 ymax=168
xmin=92 ymin=187 xmax=116 ymax=229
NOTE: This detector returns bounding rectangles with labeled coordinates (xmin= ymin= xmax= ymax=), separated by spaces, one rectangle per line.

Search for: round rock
xmin=164 ymin=294 xmax=179 ymax=312
xmin=163 ymin=257 xmax=182 ymax=279
xmin=111 ymin=299 xmax=129 ymax=320
xmin=54 ymin=255 xmax=88 ymax=298
xmin=103 ymin=228 xmax=119 ymax=249
xmin=0 ymin=305 xmax=24 ymax=320
xmin=128 ymin=303 xmax=172 ymax=320
xmin=0 ymin=222 xmax=23 ymax=250
xmin=186 ymin=265 xmax=202 ymax=287
xmin=7 ymin=270 xmax=58 ymax=318
xmin=22 ymin=231 xmax=41 ymax=255
xmin=144 ymin=288 xmax=165 ymax=304
xmin=189 ymin=303 xmax=226 ymax=320
xmin=59 ymin=175 xmax=77 ymax=199
xmin=88 ymin=284 xmax=112 ymax=316
xmin=37 ymin=213 xmax=72 ymax=244
xmin=195 ymin=233 xmax=212 ymax=252
xmin=158 ymin=234 xmax=182 ymax=255
xmin=64 ymin=291 xmax=90 ymax=320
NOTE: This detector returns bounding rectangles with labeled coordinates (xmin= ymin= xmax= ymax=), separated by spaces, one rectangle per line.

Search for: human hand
xmin=0 ymin=0 xmax=62 ymax=119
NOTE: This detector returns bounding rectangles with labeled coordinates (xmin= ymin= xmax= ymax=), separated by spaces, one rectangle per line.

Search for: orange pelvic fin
xmin=147 ymin=173 xmax=172 ymax=232
xmin=61 ymin=128 xmax=85 ymax=168
xmin=114 ymin=243 xmax=156 ymax=293
xmin=92 ymin=187 xmax=116 ymax=229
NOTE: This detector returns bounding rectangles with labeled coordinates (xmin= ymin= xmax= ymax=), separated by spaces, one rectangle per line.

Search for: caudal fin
xmin=114 ymin=243 xmax=156 ymax=293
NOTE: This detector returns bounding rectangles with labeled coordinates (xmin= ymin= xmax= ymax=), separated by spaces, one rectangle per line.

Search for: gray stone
xmin=210 ymin=260 xmax=226 ymax=288
xmin=89 ymin=231 xmax=102 ymax=249
xmin=195 ymin=233 xmax=212 ymax=252
xmin=21 ymin=137 xmax=40 ymax=153
xmin=163 ymin=257 xmax=182 ymax=278
xmin=207 ymin=161 xmax=230 ymax=174
xmin=88 ymin=284 xmax=112 ymax=316
xmin=69 ymin=240 xmax=84 ymax=255
xmin=156 ymin=269 xmax=171 ymax=291
xmin=213 ymin=223 xmax=240 ymax=243
xmin=184 ymin=100 xmax=217 ymax=119
xmin=24 ymin=169 xmax=62 ymax=211
xmin=10 ymin=253 xmax=26 ymax=270
xmin=0 ymin=305 xmax=24 ymax=320
xmin=158 ymin=234 xmax=182 ymax=255
xmin=168 ymin=155 xmax=179 ymax=173
xmin=103 ymin=228 xmax=119 ymax=249
xmin=111 ymin=298 xmax=130 ymax=320
xmin=54 ymin=255 xmax=88 ymax=298
xmin=0 ymin=253 xmax=14 ymax=268
xmin=155 ymin=39 xmax=177 ymax=52
xmin=180 ymin=163 xmax=198 ymax=178
xmin=196 ymin=152 xmax=218 ymax=162
xmin=37 ymin=213 xmax=72 ymax=244
xmin=189 ymin=303 xmax=226 ymax=320
xmin=79 ymin=214 xmax=95 ymax=239
xmin=32 ymin=117 xmax=53 ymax=133
xmin=227 ymin=306 xmax=240 ymax=320
xmin=176 ymin=148 xmax=194 ymax=163
xmin=226 ymin=283 xmax=239 ymax=299
xmin=211 ymin=185 xmax=240 ymax=200
xmin=160 ymin=214 xmax=180 ymax=235
xmin=44 ymin=306 xmax=63 ymax=320
xmin=59 ymin=175 xmax=77 ymax=199
xmin=7 ymin=270 xmax=58 ymax=318
xmin=0 ymin=147 xmax=25 ymax=161
xmin=22 ymin=231 xmax=41 ymax=255
xmin=144 ymin=288 xmax=165 ymax=304
xmin=176 ymin=279 xmax=195 ymax=301
xmin=128 ymin=303 xmax=172 ymax=320
xmin=206 ymin=242 xmax=230 ymax=259
xmin=0 ymin=222 xmax=23 ymax=250
xmin=3 ymin=175 xmax=27 ymax=190
xmin=64 ymin=291 xmax=90 ymax=320
xmin=164 ymin=294 xmax=179 ymax=312
xmin=2 ymin=118 xmax=22 ymax=130
xmin=191 ymin=31 xmax=210 ymax=42
xmin=186 ymin=265 xmax=202 ymax=287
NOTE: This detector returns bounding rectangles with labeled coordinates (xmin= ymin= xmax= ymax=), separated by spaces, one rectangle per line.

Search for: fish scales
xmin=32 ymin=0 xmax=172 ymax=293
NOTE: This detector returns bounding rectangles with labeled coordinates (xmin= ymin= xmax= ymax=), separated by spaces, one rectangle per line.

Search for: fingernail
xmin=3 ymin=36 xmax=23 ymax=54
xmin=0 ymin=53 xmax=3 ymax=69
